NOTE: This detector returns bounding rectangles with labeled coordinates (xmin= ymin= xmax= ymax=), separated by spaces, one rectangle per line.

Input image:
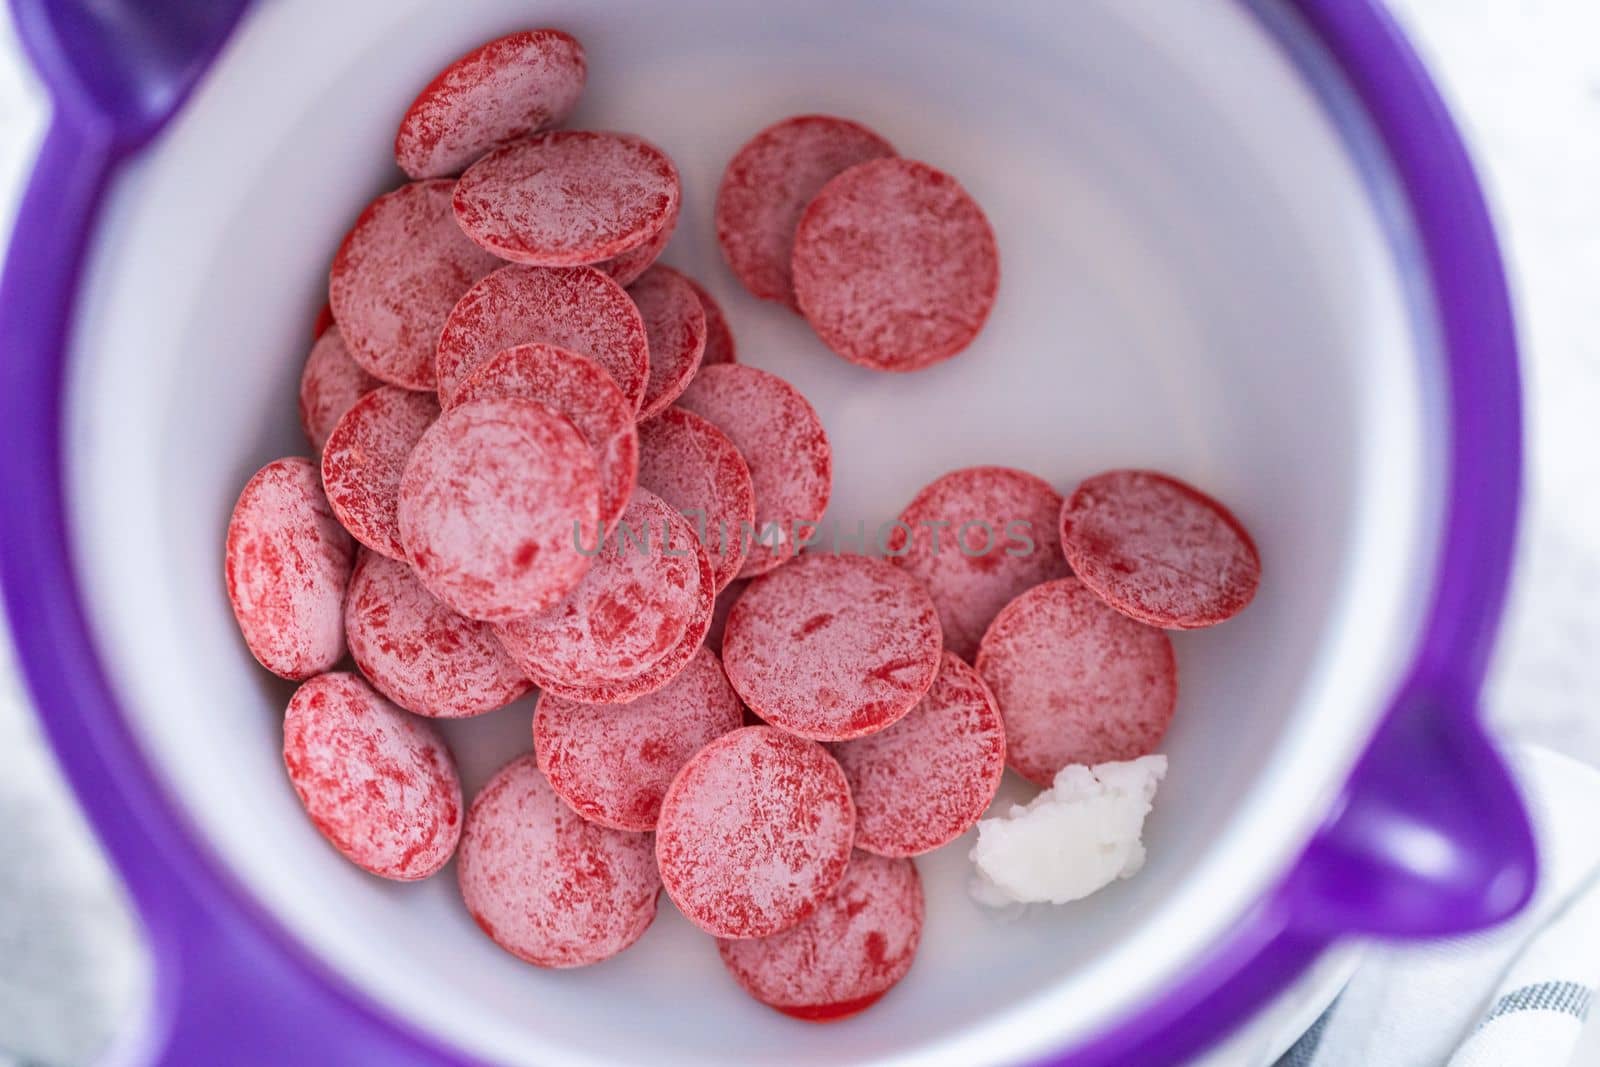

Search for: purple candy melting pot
xmin=0 ymin=1 xmax=1532 ymax=1065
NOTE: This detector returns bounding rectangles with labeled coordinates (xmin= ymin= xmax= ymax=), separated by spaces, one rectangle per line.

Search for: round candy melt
xmin=458 ymin=754 xmax=660 ymax=968
xmin=311 ymin=301 xmax=334 ymax=339
xmin=975 ymin=578 xmax=1177 ymax=787
xmin=717 ymin=851 xmax=922 ymax=1021
xmin=675 ymin=364 xmax=831 ymax=578
xmin=226 ymin=458 xmax=355 ymax=679
xmin=299 ymin=328 xmax=379 ymax=453
xmin=715 ymin=115 xmax=895 ymax=309
xmin=1060 ymin=469 xmax=1261 ymax=629
xmin=329 ymin=180 xmax=499 ymax=390
xmin=656 ymin=726 xmax=854 ymax=938
xmin=320 ymin=386 xmax=440 ymax=560
xmin=534 ymin=647 xmax=744 ymax=831
xmin=436 ymin=264 xmax=649 ymax=411
xmin=453 ymin=131 xmax=680 ymax=266
xmin=454 ymin=342 xmax=639 ymax=532
xmin=494 ymin=488 xmax=713 ymax=703
xmin=886 ymin=466 xmax=1072 ymax=661
xmin=282 ymin=672 xmax=462 ymax=880
xmin=636 ymin=407 xmax=754 ymax=592
xmin=397 ymin=397 xmax=600 ymax=622
xmin=722 ymin=553 xmax=942 ymax=742
xmin=705 ymin=578 xmax=747 ymax=656
xmin=792 ymin=157 xmax=998 ymax=372
xmin=345 ymin=551 xmax=532 ymax=718
xmin=831 ymin=652 xmax=1005 ymax=856
xmin=598 ymin=196 xmax=678 ymax=287
xmin=628 ymin=265 xmax=706 ymax=419
xmin=394 ymin=29 xmax=587 ymax=180
xmin=685 ymin=276 xmax=736 ymax=367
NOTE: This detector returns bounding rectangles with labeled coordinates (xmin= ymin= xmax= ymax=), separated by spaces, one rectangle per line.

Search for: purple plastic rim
xmin=0 ymin=2 xmax=1529 ymax=1066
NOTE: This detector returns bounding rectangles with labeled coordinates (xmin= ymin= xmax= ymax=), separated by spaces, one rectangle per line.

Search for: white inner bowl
xmin=65 ymin=1 xmax=1439 ymax=1064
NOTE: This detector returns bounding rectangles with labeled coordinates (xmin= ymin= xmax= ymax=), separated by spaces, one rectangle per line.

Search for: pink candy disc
xmin=886 ymin=466 xmax=1072 ymax=661
xmin=705 ymin=578 xmax=747 ymax=656
xmin=675 ymin=364 xmax=831 ymax=578
xmin=1060 ymin=469 xmax=1262 ymax=629
xmin=792 ymin=157 xmax=999 ymax=372
xmin=685 ymin=275 xmax=736 ymax=367
xmin=722 ymin=553 xmax=942 ymax=742
xmin=299 ymin=328 xmax=379 ymax=453
xmin=282 ymin=672 xmax=462 ymax=881
xmin=534 ymin=647 xmax=745 ymax=831
xmin=717 ymin=851 xmax=922 ymax=1021
xmin=597 ymin=195 xmax=679 ymax=288
xmin=312 ymin=301 xmax=335 ymax=339
xmin=975 ymin=577 xmax=1177 ymax=787
xmin=320 ymin=386 xmax=441 ymax=560
xmin=397 ymin=397 xmax=600 ymax=622
xmin=329 ymin=180 xmax=499 ymax=390
xmin=454 ymin=342 xmax=640 ymax=532
xmin=394 ymin=29 xmax=587 ymax=180
xmin=830 ymin=652 xmax=1005 ymax=857
xmin=636 ymin=406 xmax=754 ymax=592
xmin=715 ymin=115 xmax=896 ymax=309
xmin=226 ymin=457 xmax=355 ymax=679
xmin=655 ymin=726 xmax=854 ymax=938
xmin=458 ymin=754 xmax=660 ymax=968
xmin=494 ymin=488 xmax=714 ymax=704
xmin=345 ymin=551 xmax=532 ymax=719
xmin=436 ymin=264 xmax=650 ymax=412
xmin=453 ymin=131 xmax=680 ymax=266
xmin=628 ymin=265 xmax=707 ymax=419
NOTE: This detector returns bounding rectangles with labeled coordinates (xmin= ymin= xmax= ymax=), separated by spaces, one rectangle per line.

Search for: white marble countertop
xmin=0 ymin=2 xmax=1596 ymax=1064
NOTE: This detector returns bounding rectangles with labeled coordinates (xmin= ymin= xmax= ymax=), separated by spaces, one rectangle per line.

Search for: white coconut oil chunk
xmin=969 ymin=755 xmax=1168 ymax=908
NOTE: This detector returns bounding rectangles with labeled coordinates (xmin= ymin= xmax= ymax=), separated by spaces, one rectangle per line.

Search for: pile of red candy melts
xmin=225 ymin=29 xmax=1262 ymax=1023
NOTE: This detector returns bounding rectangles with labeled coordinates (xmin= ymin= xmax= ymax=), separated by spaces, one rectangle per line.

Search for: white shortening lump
xmin=969 ymin=755 xmax=1167 ymax=907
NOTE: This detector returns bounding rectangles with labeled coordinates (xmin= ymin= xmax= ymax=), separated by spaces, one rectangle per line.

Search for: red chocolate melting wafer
xmin=299 ymin=328 xmax=379 ymax=453
xmin=493 ymin=488 xmax=713 ymax=703
xmin=1060 ymin=469 xmax=1261 ymax=629
xmin=975 ymin=578 xmax=1176 ymax=787
xmin=394 ymin=29 xmax=586 ymax=180
xmin=598 ymin=196 xmax=678 ymax=287
xmin=886 ymin=466 xmax=1072 ymax=661
xmin=453 ymin=131 xmax=680 ymax=267
xmin=722 ymin=553 xmax=942 ymax=742
xmin=345 ymin=551 xmax=531 ymax=719
xmin=397 ymin=397 xmax=600 ymax=622
xmin=656 ymin=726 xmax=854 ymax=938
xmin=831 ymin=652 xmax=1005 ymax=856
xmin=675 ymin=364 xmax=830 ymax=578
xmin=534 ymin=647 xmax=744 ymax=831
xmin=436 ymin=264 xmax=649 ymax=412
xmin=717 ymin=851 xmax=922 ymax=1021
xmin=282 ymin=672 xmax=462 ymax=881
xmin=636 ymin=406 xmax=754 ymax=592
xmin=226 ymin=458 xmax=355 ymax=679
xmin=454 ymin=342 xmax=639 ymax=532
xmin=715 ymin=115 xmax=895 ymax=309
xmin=321 ymin=386 xmax=440 ymax=560
xmin=457 ymin=753 xmax=660 ymax=968
xmin=628 ymin=265 xmax=706 ymax=419
xmin=329 ymin=180 xmax=499 ymax=390
xmin=792 ymin=157 xmax=998 ymax=372
xmin=685 ymin=275 xmax=736 ymax=367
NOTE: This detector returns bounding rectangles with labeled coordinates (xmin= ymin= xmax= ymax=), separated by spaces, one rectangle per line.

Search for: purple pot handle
xmin=1286 ymin=687 xmax=1532 ymax=938
xmin=0 ymin=104 xmax=467 ymax=1067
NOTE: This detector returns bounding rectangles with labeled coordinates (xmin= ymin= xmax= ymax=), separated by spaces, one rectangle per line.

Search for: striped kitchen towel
xmin=1448 ymin=867 xmax=1600 ymax=1067
xmin=1273 ymin=745 xmax=1600 ymax=1067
